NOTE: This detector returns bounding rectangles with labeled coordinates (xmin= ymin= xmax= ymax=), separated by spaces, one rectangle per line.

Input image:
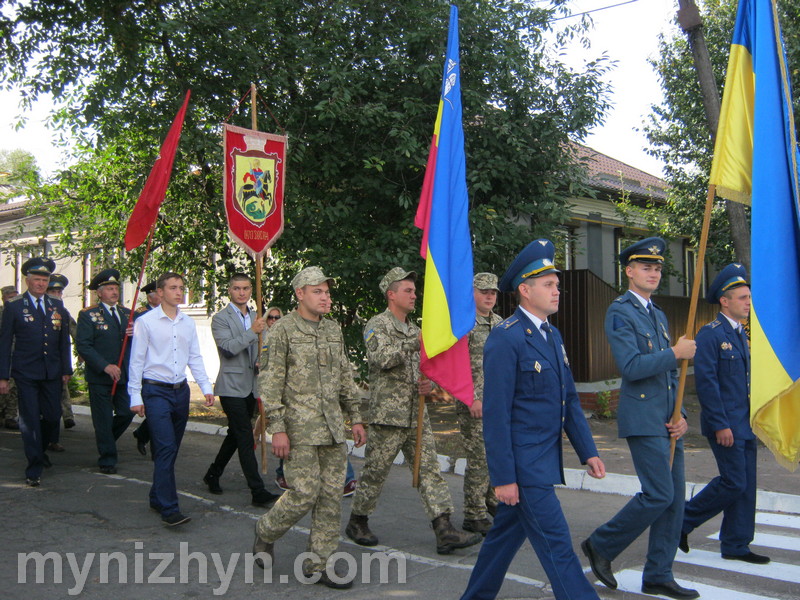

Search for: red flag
xmin=124 ymin=90 xmax=191 ymax=251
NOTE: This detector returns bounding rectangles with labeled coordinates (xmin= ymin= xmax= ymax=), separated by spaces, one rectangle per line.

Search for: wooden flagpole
xmin=670 ymin=184 xmax=715 ymax=466
xmin=111 ymin=221 xmax=157 ymax=397
xmin=249 ymin=82 xmax=269 ymax=474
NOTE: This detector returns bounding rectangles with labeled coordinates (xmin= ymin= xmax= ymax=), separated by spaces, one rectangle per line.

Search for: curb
xmin=72 ymin=405 xmax=800 ymax=515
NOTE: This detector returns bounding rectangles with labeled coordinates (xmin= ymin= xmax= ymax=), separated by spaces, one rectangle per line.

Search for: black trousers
xmin=210 ymin=394 xmax=265 ymax=492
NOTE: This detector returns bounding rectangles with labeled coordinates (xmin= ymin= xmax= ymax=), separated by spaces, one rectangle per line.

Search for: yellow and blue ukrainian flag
xmin=414 ymin=5 xmax=475 ymax=405
xmin=710 ymin=0 xmax=800 ymax=469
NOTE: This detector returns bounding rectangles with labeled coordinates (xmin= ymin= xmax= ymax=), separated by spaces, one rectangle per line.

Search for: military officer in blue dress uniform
xmin=460 ymin=239 xmax=606 ymax=600
xmin=0 ymin=257 xmax=73 ymax=486
xmin=679 ymin=264 xmax=769 ymax=564
xmin=131 ymin=280 xmax=158 ymax=456
xmin=76 ymin=268 xmax=135 ymax=474
xmin=582 ymin=237 xmax=698 ymax=600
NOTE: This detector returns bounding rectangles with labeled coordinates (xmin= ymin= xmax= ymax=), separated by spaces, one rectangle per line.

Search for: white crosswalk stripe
xmin=593 ymin=511 xmax=799 ymax=599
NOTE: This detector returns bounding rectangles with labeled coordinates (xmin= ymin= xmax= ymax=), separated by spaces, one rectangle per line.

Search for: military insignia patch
xmin=561 ymin=345 xmax=569 ymax=366
xmin=721 ymin=341 xmax=732 ymax=350
xmin=648 ymin=244 xmax=660 ymax=255
xmin=534 ymin=361 xmax=541 ymax=373
xmin=526 ymin=328 xmax=532 ymax=334
xmin=364 ymin=329 xmax=375 ymax=343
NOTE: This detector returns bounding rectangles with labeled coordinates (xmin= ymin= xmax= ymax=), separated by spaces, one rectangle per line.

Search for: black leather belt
xmin=142 ymin=378 xmax=187 ymax=389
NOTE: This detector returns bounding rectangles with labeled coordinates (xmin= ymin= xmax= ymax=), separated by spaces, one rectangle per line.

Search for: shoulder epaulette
xmin=502 ymin=317 xmax=519 ymax=329
xmin=709 ymin=319 xmax=721 ymax=329
xmin=134 ymin=306 xmax=147 ymax=313
xmin=80 ymin=305 xmax=99 ymax=313
xmin=613 ymin=295 xmax=626 ymax=303
xmin=8 ymin=295 xmax=23 ymax=303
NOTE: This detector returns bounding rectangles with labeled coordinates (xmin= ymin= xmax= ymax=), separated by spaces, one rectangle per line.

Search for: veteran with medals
xmin=0 ymin=257 xmax=73 ymax=486
xmin=460 ymin=240 xmax=605 ymax=600
xmin=76 ymin=269 xmax=135 ymax=474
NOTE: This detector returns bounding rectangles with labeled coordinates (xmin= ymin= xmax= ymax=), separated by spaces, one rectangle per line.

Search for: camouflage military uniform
xmin=457 ymin=311 xmax=503 ymax=520
xmin=351 ymin=309 xmax=454 ymax=520
xmin=255 ymin=309 xmax=362 ymax=574
xmin=0 ymin=302 xmax=19 ymax=426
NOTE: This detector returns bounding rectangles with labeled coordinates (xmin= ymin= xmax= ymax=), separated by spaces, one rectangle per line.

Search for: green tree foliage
xmin=0 ymin=0 xmax=610 ymax=356
xmin=644 ymin=0 xmax=800 ymax=268
xmin=0 ymin=149 xmax=40 ymax=199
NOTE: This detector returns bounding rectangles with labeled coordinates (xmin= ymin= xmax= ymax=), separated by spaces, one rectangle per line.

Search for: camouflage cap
xmin=379 ymin=267 xmax=416 ymax=294
xmin=473 ymin=272 xmax=499 ymax=291
xmin=2 ymin=285 xmax=19 ymax=295
xmin=291 ymin=266 xmax=335 ymax=289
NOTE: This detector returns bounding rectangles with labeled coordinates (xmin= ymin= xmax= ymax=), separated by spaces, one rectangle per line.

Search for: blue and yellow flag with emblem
xmin=710 ymin=0 xmax=800 ymax=469
xmin=414 ymin=5 xmax=475 ymax=405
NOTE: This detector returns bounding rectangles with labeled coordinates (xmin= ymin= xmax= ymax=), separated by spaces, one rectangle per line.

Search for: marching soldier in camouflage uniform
xmin=0 ymin=285 xmax=20 ymax=429
xmin=346 ymin=267 xmax=481 ymax=554
xmin=459 ymin=273 xmax=502 ymax=535
xmin=47 ymin=274 xmax=78 ymax=447
xmin=252 ymin=266 xmax=366 ymax=589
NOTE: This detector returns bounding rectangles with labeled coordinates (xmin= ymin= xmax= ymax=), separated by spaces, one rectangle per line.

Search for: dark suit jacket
xmin=606 ymin=291 xmax=680 ymax=438
xmin=482 ymin=307 xmax=597 ymax=487
xmin=0 ymin=293 xmax=73 ymax=380
xmin=76 ymin=304 xmax=132 ymax=386
xmin=694 ymin=313 xmax=753 ymax=440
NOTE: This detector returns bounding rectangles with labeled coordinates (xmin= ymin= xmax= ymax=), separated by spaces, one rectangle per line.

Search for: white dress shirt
xmin=518 ymin=305 xmax=549 ymax=341
xmin=127 ymin=304 xmax=212 ymax=407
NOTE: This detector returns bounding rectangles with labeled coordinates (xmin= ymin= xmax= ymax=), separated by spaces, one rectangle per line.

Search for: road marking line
xmin=609 ymin=568 xmax=777 ymax=600
xmin=675 ymin=549 xmax=800 ymax=583
xmin=95 ymin=470 xmax=546 ymax=588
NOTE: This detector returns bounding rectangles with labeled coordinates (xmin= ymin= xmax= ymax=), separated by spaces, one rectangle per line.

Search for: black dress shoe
xmin=64 ymin=418 xmax=76 ymax=429
xmin=48 ymin=442 xmax=65 ymax=452
xmin=679 ymin=531 xmax=689 ymax=553
xmin=252 ymin=489 xmax=280 ymax=508
xmin=26 ymin=477 xmax=41 ymax=487
xmin=314 ymin=569 xmax=354 ymax=589
xmin=162 ymin=512 xmax=191 ymax=527
xmin=581 ymin=538 xmax=617 ymax=589
xmin=642 ymin=580 xmax=699 ymax=599
xmin=99 ymin=465 xmax=117 ymax=474
xmin=722 ymin=551 xmax=771 ymax=564
xmin=203 ymin=470 xmax=223 ymax=494
xmin=5 ymin=418 xmax=19 ymax=430
xmin=133 ymin=432 xmax=147 ymax=456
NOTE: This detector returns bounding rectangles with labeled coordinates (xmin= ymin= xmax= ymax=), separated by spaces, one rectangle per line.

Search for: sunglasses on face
xmin=267 ymin=315 xmax=280 ymax=321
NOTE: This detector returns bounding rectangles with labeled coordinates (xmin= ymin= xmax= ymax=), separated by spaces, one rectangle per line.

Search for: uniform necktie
xmin=647 ymin=302 xmax=658 ymax=330
xmin=540 ymin=321 xmax=550 ymax=341
xmin=110 ymin=306 xmax=120 ymax=327
xmin=37 ymin=298 xmax=45 ymax=317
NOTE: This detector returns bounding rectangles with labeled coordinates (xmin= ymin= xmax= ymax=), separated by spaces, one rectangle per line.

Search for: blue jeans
xmin=142 ymin=382 xmax=190 ymax=517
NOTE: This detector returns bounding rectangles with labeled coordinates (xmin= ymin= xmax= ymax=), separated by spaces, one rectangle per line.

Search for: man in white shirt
xmin=128 ymin=272 xmax=214 ymax=526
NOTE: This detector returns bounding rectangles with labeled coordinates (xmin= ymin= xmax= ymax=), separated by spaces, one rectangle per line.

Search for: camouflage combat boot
xmin=462 ymin=517 xmax=493 ymax=536
xmin=345 ymin=513 xmax=378 ymax=546
xmin=432 ymin=513 xmax=482 ymax=554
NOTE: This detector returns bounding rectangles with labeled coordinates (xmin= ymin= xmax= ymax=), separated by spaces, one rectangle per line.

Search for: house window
xmin=683 ymin=245 xmax=707 ymax=299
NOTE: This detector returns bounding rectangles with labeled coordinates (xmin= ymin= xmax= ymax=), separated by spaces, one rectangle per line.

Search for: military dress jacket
xmin=482 ymin=307 xmax=597 ymax=488
xmin=76 ymin=304 xmax=131 ymax=386
xmin=258 ymin=310 xmax=362 ymax=445
xmin=468 ymin=311 xmax=503 ymax=404
xmin=694 ymin=313 xmax=753 ymax=440
xmin=606 ymin=291 xmax=681 ymax=438
xmin=0 ymin=294 xmax=73 ymax=381
xmin=363 ymin=309 xmax=422 ymax=428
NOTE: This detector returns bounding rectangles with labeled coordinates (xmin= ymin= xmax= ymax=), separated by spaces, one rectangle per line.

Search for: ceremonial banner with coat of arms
xmin=222 ymin=124 xmax=287 ymax=257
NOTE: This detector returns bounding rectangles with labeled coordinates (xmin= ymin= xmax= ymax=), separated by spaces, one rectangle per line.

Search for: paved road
xmin=1 ymin=414 xmax=798 ymax=599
